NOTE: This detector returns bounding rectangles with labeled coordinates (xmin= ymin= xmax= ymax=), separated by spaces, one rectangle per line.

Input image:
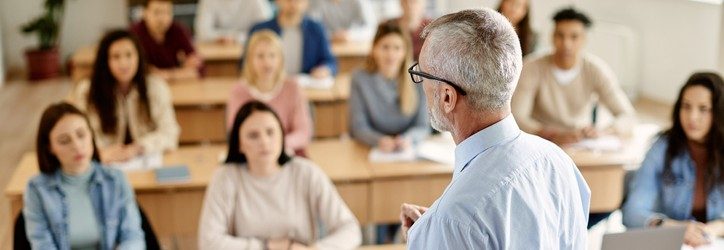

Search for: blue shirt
xmin=407 ymin=115 xmax=590 ymax=249
xmin=622 ymin=136 xmax=724 ymax=228
xmin=246 ymin=16 xmax=337 ymax=75
xmin=23 ymin=162 xmax=145 ymax=250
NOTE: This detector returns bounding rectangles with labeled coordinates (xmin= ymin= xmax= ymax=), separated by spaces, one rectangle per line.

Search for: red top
xmin=130 ymin=20 xmax=197 ymax=69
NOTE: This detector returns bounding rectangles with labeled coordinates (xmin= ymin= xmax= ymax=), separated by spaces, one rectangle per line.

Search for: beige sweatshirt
xmin=68 ymin=76 xmax=180 ymax=154
xmin=512 ymin=53 xmax=635 ymax=134
xmin=198 ymin=158 xmax=362 ymax=250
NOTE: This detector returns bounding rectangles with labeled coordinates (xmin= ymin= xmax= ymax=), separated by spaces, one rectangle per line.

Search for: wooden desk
xmin=331 ymin=41 xmax=371 ymax=74
xmin=70 ymin=40 xmax=370 ymax=81
xmin=169 ymin=76 xmax=350 ymax=143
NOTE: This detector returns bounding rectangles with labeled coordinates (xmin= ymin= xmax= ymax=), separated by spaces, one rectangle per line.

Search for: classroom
xmin=0 ymin=0 xmax=723 ymax=249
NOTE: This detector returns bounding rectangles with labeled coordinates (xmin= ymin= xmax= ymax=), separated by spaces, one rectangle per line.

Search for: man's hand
xmin=400 ymin=203 xmax=428 ymax=242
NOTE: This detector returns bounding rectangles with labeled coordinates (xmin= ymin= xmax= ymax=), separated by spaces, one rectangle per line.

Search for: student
xmin=348 ymin=23 xmax=429 ymax=152
xmin=24 ymin=102 xmax=144 ymax=249
xmin=131 ymin=0 xmax=202 ymax=81
xmin=511 ymin=7 xmax=635 ymax=145
xmin=198 ymin=101 xmax=361 ymax=250
xmin=68 ymin=30 xmax=180 ymax=163
xmin=194 ymin=0 xmax=272 ymax=43
xmin=622 ymin=72 xmax=724 ymax=247
xmin=497 ymin=0 xmax=537 ymax=56
xmin=307 ymin=0 xmax=376 ymax=43
xmin=383 ymin=0 xmax=432 ymax=61
xmin=226 ymin=30 xmax=312 ymax=154
xmin=247 ymin=0 xmax=337 ymax=78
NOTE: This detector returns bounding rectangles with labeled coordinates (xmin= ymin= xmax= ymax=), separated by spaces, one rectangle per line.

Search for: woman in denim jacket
xmin=23 ymin=102 xmax=144 ymax=250
xmin=623 ymin=72 xmax=724 ymax=247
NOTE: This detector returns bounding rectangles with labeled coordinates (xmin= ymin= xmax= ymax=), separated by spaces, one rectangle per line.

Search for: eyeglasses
xmin=408 ymin=62 xmax=467 ymax=96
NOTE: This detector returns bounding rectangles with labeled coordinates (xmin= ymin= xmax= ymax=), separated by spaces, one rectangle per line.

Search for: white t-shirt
xmin=552 ymin=64 xmax=581 ymax=86
xmin=282 ymin=27 xmax=304 ymax=74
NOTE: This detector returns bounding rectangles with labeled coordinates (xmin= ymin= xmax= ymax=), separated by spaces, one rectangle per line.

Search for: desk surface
xmin=170 ymin=75 xmax=350 ymax=106
xmin=71 ymin=41 xmax=371 ymax=66
xmin=5 ymin=130 xmax=657 ymax=201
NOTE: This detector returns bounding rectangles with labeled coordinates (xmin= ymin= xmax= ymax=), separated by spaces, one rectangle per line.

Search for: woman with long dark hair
xmin=24 ymin=102 xmax=144 ymax=249
xmin=68 ymin=29 xmax=179 ymax=163
xmin=497 ymin=0 xmax=537 ymax=56
xmin=198 ymin=101 xmax=361 ymax=250
xmin=623 ymin=72 xmax=724 ymax=247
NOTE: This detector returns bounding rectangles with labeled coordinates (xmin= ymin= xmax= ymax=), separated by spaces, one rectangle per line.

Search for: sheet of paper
xmin=569 ymin=135 xmax=623 ymax=152
xmin=108 ymin=152 xmax=163 ymax=172
xmin=368 ymin=146 xmax=416 ymax=163
xmin=681 ymin=237 xmax=724 ymax=250
xmin=417 ymin=132 xmax=456 ymax=166
xmin=297 ymin=74 xmax=334 ymax=89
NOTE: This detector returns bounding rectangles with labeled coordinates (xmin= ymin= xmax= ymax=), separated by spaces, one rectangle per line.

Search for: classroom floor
xmin=0 ymin=79 xmax=671 ymax=249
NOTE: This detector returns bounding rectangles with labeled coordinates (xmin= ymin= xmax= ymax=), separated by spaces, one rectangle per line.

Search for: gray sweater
xmin=348 ymin=69 xmax=430 ymax=146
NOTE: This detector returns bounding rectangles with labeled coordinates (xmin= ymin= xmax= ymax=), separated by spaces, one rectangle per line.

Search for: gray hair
xmin=421 ymin=8 xmax=522 ymax=112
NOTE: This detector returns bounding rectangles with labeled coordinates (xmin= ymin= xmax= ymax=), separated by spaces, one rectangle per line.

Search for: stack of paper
xmin=297 ymin=75 xmax=334 ymax=89
xmin=368 ymin=146 xmax=416 ymax=163
xmin=417 ymin=132 xmax=456 ymax=166
xmin=108 ymin=153 xmax=163 ymax=172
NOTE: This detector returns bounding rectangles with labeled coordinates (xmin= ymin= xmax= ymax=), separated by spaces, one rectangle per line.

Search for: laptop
xmin=601 ymin=226 xmax=687 ymax=250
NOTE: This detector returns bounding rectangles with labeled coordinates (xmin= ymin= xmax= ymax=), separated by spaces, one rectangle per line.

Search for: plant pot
xmin=25 ymin=47 xmax=61 ymax=80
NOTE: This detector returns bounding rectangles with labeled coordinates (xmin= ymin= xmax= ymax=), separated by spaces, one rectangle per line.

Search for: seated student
xmin=497 ymin=0 xmax=537 ymax=57
xmin=307 ymin=0 xmax=376 ymax=43
xmin=24 ymin=102 xmax=144 ymax=249
xmin=512 ymin=7 xmax=635 ymax=145
xmin=623 ymin=72 xmax=724 ymax=248
xmin=198 ymin=101 xmax=361 ymax=250
xmin=226 ymin=30 xmax=312 ymax=154
xmin=383 ymin=0 xmax=432 ymax=61
xmin=131 ymin=0 xmax=202 ymax=81
xmin=247 ymin=0 xmax=337 ymax=78
xmin=68 ymin=29 xmax=180 ymax=163
xmin=194 ymin=0 xmax=272 ymax=44
xmin=349 ymin=23 xmax=429 ymax=152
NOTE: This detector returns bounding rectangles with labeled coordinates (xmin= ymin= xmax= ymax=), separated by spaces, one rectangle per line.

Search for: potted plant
xmin=21 ymin=0 xmax=65 ymax=80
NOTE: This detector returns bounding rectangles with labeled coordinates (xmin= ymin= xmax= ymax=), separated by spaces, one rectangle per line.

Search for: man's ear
xmin=442 ymin=86 xmax=458 ymax=114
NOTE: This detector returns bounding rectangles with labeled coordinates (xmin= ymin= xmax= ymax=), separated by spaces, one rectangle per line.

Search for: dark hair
xmin=225 ymin=101 xmax=292 ymax=165
xmin=552 ymin=7 xmax=592 ymax=28
xmin=145 ymin=0 xmax=172 ymax=7
xmin=497 ymin=0 xmax=536 ymax=56
xmin=664 ymin=72 xmax=724 ymax=188
xmin=89 ymin=29 xmax=155 ymax=135
xmin=37 ymin=102 xmax=101 ymax=174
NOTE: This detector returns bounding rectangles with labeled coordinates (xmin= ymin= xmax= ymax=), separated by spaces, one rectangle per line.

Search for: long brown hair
xmin=365 ymin=23 xmax=417 ymax=116
xmin=664 ymin=72 xmax=724 ymax=189
xmin=36 ymin=102 xmax=101 ymax=174
xmin=88 ymin=29 xmax=155 ymax=135
xmin=497 ymin=0 xmax=535 ymax=56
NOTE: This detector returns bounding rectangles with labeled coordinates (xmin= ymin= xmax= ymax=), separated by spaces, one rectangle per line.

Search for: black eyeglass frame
xmin=407 ymin=62 xmax=468 ymax=96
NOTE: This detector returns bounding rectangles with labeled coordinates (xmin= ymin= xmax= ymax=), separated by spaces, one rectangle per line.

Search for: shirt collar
xmin=46 ymin=161 xmax=104 ymax=188
xmin=454 ymin=115 xmax=521 ymax=174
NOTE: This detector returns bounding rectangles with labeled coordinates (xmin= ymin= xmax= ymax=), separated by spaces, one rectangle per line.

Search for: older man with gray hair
xmin=400 ymin=8 xmax=591 ymax=249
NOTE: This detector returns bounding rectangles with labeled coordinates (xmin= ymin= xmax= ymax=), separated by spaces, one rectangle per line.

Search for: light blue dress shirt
xmin=407 ymin=115 xmax=591 ymax=249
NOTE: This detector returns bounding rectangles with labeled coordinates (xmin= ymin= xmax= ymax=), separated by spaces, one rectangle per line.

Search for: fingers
xmin=684 ymin=222 xmax=711 ymax=247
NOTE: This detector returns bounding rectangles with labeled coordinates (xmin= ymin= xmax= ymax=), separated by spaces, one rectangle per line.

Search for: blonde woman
xmin=348 ymin=23 xmax=429 ymax=153
xmin=226 ymin=30 xmax=312 ymax=154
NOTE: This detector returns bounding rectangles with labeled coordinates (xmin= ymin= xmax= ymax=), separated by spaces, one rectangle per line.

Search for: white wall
xmin=1 ymin=0 xmax=128 ymax=76
xmin=443 ymin=0 xmax=722 ymax=103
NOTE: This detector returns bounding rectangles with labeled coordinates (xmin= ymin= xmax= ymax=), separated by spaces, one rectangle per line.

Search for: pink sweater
xmin=226 ymin=78 xmax=312 ymax=151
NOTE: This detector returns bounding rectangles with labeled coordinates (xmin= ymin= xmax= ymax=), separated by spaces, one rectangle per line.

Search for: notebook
xmin=154 ymin=165 xmax=191 ymax=184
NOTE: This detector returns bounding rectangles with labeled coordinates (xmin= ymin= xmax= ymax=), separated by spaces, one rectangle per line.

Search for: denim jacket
xmin=23 ymin=161 xmax=145 ymax=250
xmin=622 ymin=136 xmax=724 ymax=228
